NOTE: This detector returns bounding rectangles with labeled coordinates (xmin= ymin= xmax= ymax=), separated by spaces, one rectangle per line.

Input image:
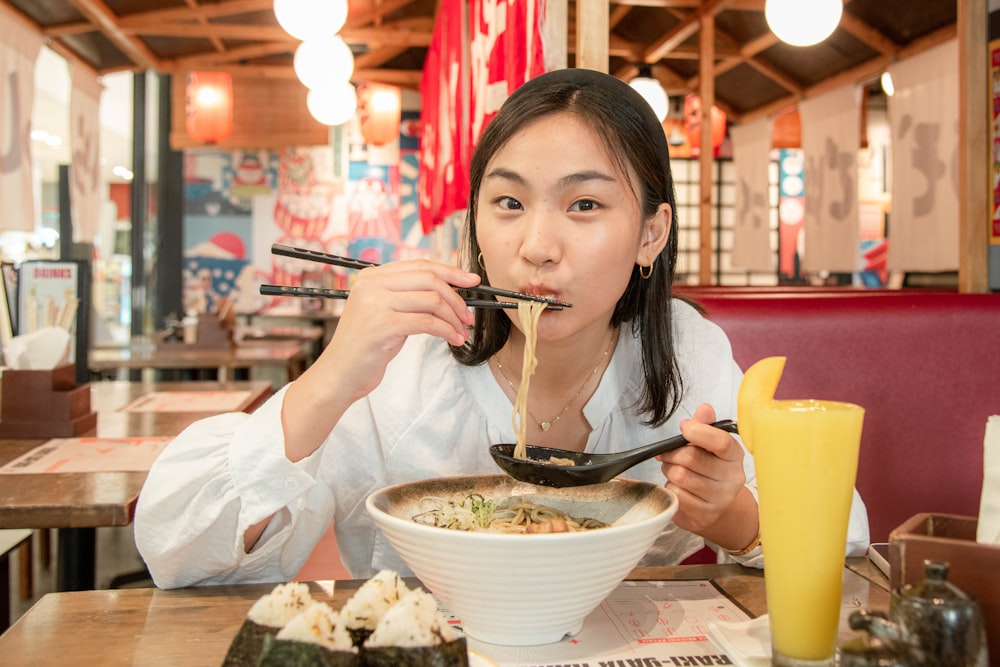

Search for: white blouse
xmin=134 ymin=299 xmax=870 ymax=588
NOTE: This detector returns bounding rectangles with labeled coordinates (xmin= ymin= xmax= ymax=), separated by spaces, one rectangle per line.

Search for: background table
xmin=89 ymin=380 xmax=272 ymax=438
xmin=0 ymin=562 xmax=891 ymax=665
xmin=0 ymin=380 xmax=273 ymax=591
xmin=89 ymin=338 xmax=310 ymax=383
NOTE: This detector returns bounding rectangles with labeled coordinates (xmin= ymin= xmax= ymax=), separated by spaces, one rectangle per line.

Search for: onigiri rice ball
xmin=340 ymin=569 xmax=411 ymax=645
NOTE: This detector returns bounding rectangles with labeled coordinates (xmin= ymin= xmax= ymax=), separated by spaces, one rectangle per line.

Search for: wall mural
xmin=182 ymin=109 xmax=455 ymax=316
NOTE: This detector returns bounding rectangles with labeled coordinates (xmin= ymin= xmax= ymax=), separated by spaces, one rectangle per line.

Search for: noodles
xmin=412 ymin=494 xmax=609 ymax=534
xmin=512 ymin=300 xmax=547 ymax=460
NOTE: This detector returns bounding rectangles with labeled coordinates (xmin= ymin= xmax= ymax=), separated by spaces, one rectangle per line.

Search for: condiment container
xmin=840 ymin=609 xmax=925 ymax=666
xmin=182 ymin=312 xmax=199 ymax=344
xmin=890 ymin=560 xmax=988 ymax=667
xmin=844 ymin=560 xmax=988 ymax=667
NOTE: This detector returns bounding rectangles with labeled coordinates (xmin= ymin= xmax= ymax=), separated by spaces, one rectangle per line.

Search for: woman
xmin=135 ymin=68 xmax=869 ymax=587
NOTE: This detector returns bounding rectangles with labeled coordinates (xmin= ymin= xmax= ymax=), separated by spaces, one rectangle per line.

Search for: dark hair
xmin=450 ymin=68 xmax=682 ymax=427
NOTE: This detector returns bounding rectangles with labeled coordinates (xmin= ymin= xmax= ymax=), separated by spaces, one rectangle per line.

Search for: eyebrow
xmin=484 ymin=168 xmax=617 ymax=188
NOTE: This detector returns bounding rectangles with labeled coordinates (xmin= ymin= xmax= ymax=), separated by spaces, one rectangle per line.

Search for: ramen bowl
xmin=365 ymin=474 xmax=678 ymax=646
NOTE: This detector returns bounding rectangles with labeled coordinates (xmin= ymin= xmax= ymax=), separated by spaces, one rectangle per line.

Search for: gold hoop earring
xmin=477 ymin=252 xmax=486 ymax=271
xmin=639 ymin=263 xmax=653 ymax=280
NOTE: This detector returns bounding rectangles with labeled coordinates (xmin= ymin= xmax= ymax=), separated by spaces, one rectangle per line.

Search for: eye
xmin=569 ymin=199 xmax=599 ymax=212
xmin=496 ymin=196 xmax=523 ymax=211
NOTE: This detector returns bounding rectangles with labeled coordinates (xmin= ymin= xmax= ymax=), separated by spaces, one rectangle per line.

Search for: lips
xmin=518 ymin=285 xmax=561 ymax=301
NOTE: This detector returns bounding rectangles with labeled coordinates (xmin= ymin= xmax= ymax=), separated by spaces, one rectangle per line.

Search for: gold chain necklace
xmin=494 ymin=331 xmax=615 ymax=432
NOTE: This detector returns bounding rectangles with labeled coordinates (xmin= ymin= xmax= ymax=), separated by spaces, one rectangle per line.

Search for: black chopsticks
xmin=265 ymin=243 xmax=572 ymax=310
xmin=259 ymin=284 xmax=562 ymax=310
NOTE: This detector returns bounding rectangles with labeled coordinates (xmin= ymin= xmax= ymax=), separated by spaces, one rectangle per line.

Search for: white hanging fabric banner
xmin=730 ymin=117 xmax=774 ymax=272
xmin=0 ymin=5 xmax=43 ymax=232
xmin=69 ymin=61 xmax=104 ymax=243
xmin=886 ymin=38 xmax=959 ymax=271
xmin=799 ymin=86 xmax=861 ymax=272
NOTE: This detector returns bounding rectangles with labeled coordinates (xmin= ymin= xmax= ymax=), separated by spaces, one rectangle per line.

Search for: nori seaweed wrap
xmin=361 ymin=589 xmax=469 ymax=667
xmin=361 ymin=638 xmax=469 ymax=667
xmin=258 ymin=601 xmax=360 ymax=667
xmin=258 ymin=639 xmax=359 ymax=667
xmin=222 ymin=582 xmax=314 ymax=666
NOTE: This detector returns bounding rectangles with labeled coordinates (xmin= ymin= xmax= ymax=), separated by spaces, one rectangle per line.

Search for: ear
xmin=636 ymin=203 xmax=672 ymax=266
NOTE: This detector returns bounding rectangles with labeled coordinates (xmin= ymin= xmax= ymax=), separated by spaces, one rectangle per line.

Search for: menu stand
xmin=0 ymin=364 xmax=97 ymax=438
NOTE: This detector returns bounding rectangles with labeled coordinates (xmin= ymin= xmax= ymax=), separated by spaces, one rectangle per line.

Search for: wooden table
xmin=0 ymin=380 xmax=273 ymax=591
xmin=0 ymin=561 xmax=891 ymax=665
xmin=89 ymin=380 xmax=272 ymax=439
xmin=89 ymin=338 xmax=310 ymax=382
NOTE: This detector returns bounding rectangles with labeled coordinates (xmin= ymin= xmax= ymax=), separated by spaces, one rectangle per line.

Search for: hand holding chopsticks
xmin=262 ymin=243 xmax=572 ymax=310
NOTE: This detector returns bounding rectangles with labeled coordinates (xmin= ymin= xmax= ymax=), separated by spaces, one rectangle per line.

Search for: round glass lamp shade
xmin=765 ymin=0 xmax=842 ymax=47
xmin=274 ymin=0 xmax=348 ymax=41
xmin=629 ymin=77 xmax=668 ymax=123
xmin=294 ymin=36 xmax=354 ymax=90
xmin=307 ymin=82 xmax=358 ymax=126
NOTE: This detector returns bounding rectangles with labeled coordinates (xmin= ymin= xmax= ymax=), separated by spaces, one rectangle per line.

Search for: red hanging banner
xmin=418 ymin=0 xmax=547 ymax=234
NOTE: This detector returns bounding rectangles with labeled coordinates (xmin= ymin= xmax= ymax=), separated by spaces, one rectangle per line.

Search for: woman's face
xmin=476 ymin=112 xmax=669 ymax=343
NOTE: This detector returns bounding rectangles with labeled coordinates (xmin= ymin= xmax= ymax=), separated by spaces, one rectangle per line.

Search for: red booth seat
xmin=678 ymin=288 xmax=1000 ymax=543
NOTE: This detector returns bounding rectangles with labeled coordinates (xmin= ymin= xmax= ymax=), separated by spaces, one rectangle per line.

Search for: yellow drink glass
xmin=751 ymin=399 xmax=864 ymax=666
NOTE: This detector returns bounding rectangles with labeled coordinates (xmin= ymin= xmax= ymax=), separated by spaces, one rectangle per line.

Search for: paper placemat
xmin=0 ymin=437 xmax=172 ymax=473
xmin=456 ymin=580 xmax=751 ymax=666
xmin=122 ymin=391 xmax=253 ymax=413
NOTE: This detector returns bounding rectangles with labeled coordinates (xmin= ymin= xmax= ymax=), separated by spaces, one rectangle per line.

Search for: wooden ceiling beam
xmin=174 ymin=42 xmax=292 ymax=68
xmin=354 ymin=45 xmax=410 ymax=70
xmin=347 ymin=0 xmax=423 ymax=27
xmin=685 ymin=20 xmax=776 ymax=91
xmin=161 ymin=62 xmax=295 ymax=78
xmin=67 ymin=0 xmax=160 ymax=70
xmin=350 ymin=68 xmax=422 ymax=88
xmin=734 ymin=22 xmax=958 ymax=125
xmin=38 ymin=21 xmax=95 ymax=37
xmin=609 ymin=3 xmax=632 ymax=30
xmin=123 ymin=21 xmax=434 ymax=48
xmin=839 ymin=11 xmax=901 ymax=57
xmin=41 ymin=32 xmax=104 ymax=76
xmin=642 ymin=0 xmax=732 ymax=63
xmin=184 ymin=0 xmax=225 ymax=54
xmin=117 ymin=0 xmax=273 ymax=27
xmin=744 ymin=58 xmax=805 ymax=94
xmin=569 ymin=32 xmax=642 ymax=59
xmin=611 ymin=0 xmax=701 ymax=7
xmin=123 ymin=23 xmax=291 ymax=40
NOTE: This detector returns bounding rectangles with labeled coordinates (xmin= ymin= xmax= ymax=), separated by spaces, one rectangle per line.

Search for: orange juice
xmin=751 ymin=399 xmax=864 ymax=663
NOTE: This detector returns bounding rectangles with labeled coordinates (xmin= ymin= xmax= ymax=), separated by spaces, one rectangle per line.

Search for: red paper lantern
xmin=358 ymin=82 xmax=402 ymax=146
xmin=186 ymin=72 xmax=233 ymax=144
xmin=683 ymin=94 xmax=727 ymax=155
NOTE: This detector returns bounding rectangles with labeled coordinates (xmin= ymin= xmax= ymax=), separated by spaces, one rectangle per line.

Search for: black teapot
xmin=840 ymin=560 xmax=988 ymax=667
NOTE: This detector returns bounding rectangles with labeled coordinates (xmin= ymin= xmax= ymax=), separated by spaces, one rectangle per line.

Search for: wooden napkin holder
xmin=889 ymin=512 xmax=1000 ymax=659
xmin=0 ymin=364 xmax=97 ymax=438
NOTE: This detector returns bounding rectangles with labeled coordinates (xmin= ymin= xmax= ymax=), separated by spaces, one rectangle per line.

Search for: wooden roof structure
xmin=3 ymin=0 xmax=988 ymax=289
xmin=3 ymin=0 xmax=960 ymax=122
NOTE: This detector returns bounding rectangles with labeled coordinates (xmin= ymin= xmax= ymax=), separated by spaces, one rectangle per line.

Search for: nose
xmin=518 ymin=207 xmax=562 ymax=267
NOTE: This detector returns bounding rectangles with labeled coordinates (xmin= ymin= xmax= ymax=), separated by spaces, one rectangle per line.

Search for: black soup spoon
xmin=489 ymin=419 xmax=739 ymax=487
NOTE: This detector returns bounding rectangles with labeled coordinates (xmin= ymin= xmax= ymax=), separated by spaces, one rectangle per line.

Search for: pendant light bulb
xmin=765 ymin=0 xmax=842 ymax=47
xmin=629 ymin=75 xmax=668 ymax=123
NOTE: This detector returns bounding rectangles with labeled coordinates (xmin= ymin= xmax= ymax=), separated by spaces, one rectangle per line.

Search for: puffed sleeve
xmin=134 ymin=385 xmax=336 ymax=588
